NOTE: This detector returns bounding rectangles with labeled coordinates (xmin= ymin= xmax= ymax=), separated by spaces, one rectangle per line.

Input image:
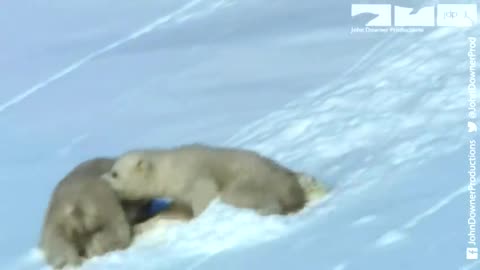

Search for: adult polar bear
xmin=40 ymin=158 xmax=135 ymax=269
xmin=39 ymin=158 xmax=192 ymax=269
xmin=103 ymin=144 xmax=326 ymax=217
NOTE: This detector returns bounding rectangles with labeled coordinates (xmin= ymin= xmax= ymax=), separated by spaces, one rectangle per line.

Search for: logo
xmin=351 ymin=4 xmax=391 ymax=26
xmin=467 ymin=247 xmax=478 ymax=260
xmin=352 ymin=4 xmax=477 ymax=27
xmin=437 ymin=4 xmax=478 ymax=27
xmin=468 ymin=122 xmax=478 ymax=133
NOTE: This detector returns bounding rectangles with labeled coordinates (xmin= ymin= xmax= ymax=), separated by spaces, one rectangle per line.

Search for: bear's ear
xmin=63 ymin=203 xmax=81 ymax=218
xmin=64 ymin=204 xmax=75 ymax=216
xmin=135 ymin=158 xmax=151 ymax=173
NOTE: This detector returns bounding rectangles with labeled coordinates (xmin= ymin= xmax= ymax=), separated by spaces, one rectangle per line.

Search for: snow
xmin=1 ymin=0 xmax=478 ymax=270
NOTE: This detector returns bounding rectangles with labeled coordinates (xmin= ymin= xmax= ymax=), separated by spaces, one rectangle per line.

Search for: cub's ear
xmin=135 ymin=158 xmax=151 ymax=173
xmin=64 ymin=204 xmax=75 ymax=216
xmin=63 ymin=203 xmax=81 ymax=217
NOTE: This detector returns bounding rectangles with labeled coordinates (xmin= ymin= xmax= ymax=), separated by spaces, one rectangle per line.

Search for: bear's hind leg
xmin=190 ymin=178 xmax=219 ymax=217
xmin=220 ymin=181 xmax=282 ymax=215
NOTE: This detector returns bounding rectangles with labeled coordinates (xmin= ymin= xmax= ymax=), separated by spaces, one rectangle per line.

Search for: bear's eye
xmin=111 ymin=171 xmax=118 ymax=178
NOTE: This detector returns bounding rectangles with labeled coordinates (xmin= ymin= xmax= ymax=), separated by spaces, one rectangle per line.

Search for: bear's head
xmin=102 ymin=152 xmax=157 ymax=200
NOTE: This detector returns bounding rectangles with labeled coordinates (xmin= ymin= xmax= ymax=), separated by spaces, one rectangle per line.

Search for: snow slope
xmin=1 ymin=0 xmax=478 ymax=269
xmin=81 ymin=27 xmax=475 ymax=270
xmin=1 ymin=0 xmax=376 ymax=263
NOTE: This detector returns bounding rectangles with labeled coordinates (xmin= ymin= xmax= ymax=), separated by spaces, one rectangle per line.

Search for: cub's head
xmin=102 ymin=152 xmax=155 ymax=200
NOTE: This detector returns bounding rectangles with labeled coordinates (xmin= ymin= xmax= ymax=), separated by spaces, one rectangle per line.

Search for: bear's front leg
xmin=85 ymin=218 xmax=132 ymax=258
xmin=190 ymin=178 xmax=219 ymax=217
xmin=41 ymin=233 xmax=83 ymax=269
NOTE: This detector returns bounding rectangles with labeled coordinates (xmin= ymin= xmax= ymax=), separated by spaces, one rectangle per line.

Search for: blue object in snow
xmin=147 ymin=199 xmax=172 ymax=217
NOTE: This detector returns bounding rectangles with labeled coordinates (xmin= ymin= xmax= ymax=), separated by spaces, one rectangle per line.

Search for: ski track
xmin=56 ymin=133 xmax=90 ymax=157
xmin=184 ymin=253 xmax=219 ymax=270
xmin=332 ymin=262 xmax=349 ymax=270
xmin=373 ymin=185 xmax=471 ymax=246
xmin=375 ymin=184 xmax=471 ymax=248
xmin=0 ymin=0 xmax=234 ymax=114
xmin=460 ymin=259 xmax=480 ymax=270
xmin=351 ymin=215 xmax=377 ymax=227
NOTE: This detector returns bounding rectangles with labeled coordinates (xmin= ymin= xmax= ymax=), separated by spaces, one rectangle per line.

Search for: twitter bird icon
xmin=468 ymin=121 xmax=478 ymax=133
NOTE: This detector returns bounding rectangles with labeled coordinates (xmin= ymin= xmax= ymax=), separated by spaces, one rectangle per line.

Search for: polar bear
xmin=103 ymin=144 xmax=313 ymax=217
xmin=39 ymin=158 xmax=135 ymax=269
xmin=39 ymin=158 xmax=194 ymax=269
